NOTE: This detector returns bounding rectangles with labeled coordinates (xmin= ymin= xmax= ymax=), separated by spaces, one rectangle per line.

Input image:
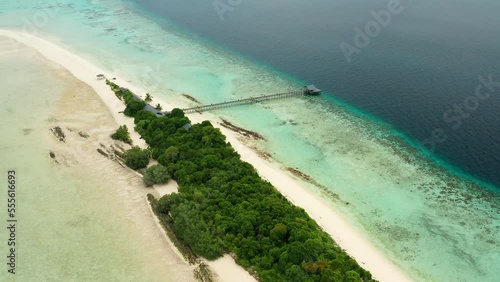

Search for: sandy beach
xmin=0 ymin=34 xmax=198 ymax=281
xmin=0 ymin=29 xmax=412 ymax=282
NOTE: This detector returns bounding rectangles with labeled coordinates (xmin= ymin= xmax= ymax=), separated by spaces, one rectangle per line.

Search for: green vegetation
xmin=111 ymin=125 xmax=132 ymax=144
xmin=135 ymin=110 xmax=373 ymax=282
xmin=147 ymin=194 xmax=198 ymax=264
xmin=143 ymin=164 xmax=170 ymax=187
xmin=145 ymin=93 xmax=153 ymax=102
xmin=106 ymin=80 xmax=146 ymax=117
xmin=123 ymin=146 xmax=150 ymax=170
xmin=108 ymin=83 xmax=374 ymax=282
xmin=124 ymin=100 xmax=147 ymax=117
xmin=107 ymin=80 xmax=135 ymax=103
xmin=155 ymin=103 xmax=163 ymax=111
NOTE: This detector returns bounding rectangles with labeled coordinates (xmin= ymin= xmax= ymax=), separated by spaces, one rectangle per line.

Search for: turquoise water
xmin=0 ymin=1 xmax=499 ymax=281
xmin=136 ymin=0 xmax=500 ymax=188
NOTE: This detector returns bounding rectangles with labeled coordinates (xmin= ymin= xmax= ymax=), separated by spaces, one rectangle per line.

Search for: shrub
xmin=123 ymin=146 xmax=149 ymax=170
xmin=143 ymin=164 xmax=170 ymax=187
xmin=134 ymin=110 xmax=158 ymax=125
xmin=111 ymin=125 xmax=132 ymax=144
xmin=157 ymin=193 xmax=174 ymax=213
xmin=345 ymin=270 xmax=362 ymax=282
xmin=124 ymin=100 xmax=146 ymax=117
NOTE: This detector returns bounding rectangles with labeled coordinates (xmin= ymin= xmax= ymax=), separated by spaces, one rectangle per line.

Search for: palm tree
xmin=155 ymin=103 xmax=162 ymax=111
xmin=145 ymin=93 xmax=153 ymax=103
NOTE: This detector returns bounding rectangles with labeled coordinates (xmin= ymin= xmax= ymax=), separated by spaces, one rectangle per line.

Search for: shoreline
xmin=0 ymin=39 xmax=197 ymax=281
xmin=0 ymin=29 xmax=412 ymax=282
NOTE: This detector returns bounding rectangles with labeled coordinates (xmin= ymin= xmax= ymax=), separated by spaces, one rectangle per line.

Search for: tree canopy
xmin=107 ymin=82 xmax=374 ymax=282
xmin=111 ymin=125 xmax=132 ymax=144
xmin=135 ymin=109 xmax=373 ymax=281
xmin=124 ymin=100 xmax=147 ymax=117
xmin=123 ymin=146 xmax=150 ymax=170
xmin=143 ymin=164 xmax=170 ymax=187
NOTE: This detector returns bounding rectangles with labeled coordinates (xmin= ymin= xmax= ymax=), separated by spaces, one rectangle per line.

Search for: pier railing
xmin=182 ymin=90 xmax=305 ymax=114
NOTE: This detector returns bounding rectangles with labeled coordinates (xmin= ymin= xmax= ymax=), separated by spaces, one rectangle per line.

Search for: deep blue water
xmin=134 ymin=0 xmax=500 ymax=188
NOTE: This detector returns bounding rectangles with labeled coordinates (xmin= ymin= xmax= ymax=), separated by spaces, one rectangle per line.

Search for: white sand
xmin=202 ymin=255 xmax=257 ymax=282
xmin=155 ymin=179 xmax=180 ymax=197
xmin=0 ymin=29 xmax=412 ymax=282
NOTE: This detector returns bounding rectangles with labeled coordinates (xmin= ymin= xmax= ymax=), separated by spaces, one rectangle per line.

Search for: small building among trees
xmin=143 ymin=104 xmax=164 ymax=117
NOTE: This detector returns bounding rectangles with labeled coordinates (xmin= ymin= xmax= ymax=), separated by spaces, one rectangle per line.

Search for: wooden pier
xmin=182 ymin=86 xmax=319 ymax=114
xmin=104 ymin=75 xmax=320 ymax=116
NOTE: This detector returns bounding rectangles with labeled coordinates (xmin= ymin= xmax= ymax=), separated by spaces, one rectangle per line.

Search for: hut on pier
xmin=303 ymin=85 xmax=321 ymax=95
xmin=96 ymin=74 xmax=105 ymax=80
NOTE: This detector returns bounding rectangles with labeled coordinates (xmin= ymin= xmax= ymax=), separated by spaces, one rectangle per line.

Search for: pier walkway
xmin=182 ymin=90 xmax=306 ymax=114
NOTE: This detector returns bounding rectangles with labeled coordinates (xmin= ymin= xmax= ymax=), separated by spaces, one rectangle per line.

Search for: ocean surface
xmin=0 ymin=0 xmax=499 ymax=281
xmin=135 ymin=0 xmax=500 ymax=188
